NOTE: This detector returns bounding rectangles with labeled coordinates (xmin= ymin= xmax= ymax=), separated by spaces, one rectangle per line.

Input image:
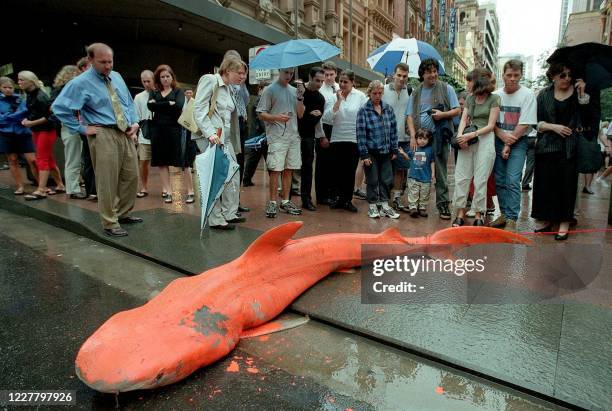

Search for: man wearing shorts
xmin=133 ymin=70 xmax=154 ymax=197
xmin=257 ymin=68 xmax=305 ymax=218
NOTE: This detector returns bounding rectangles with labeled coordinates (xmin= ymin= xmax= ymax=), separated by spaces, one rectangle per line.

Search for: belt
xmin=91 ymin=124 xmax=121 ymax=131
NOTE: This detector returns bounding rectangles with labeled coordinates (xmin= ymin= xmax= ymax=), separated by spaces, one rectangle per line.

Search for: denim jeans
xmin=494 ymin=137 xmax=527 ymax=220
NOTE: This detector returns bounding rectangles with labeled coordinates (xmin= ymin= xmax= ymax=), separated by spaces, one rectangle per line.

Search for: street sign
xmin=248 ymin=45 xmax=278 ymax=85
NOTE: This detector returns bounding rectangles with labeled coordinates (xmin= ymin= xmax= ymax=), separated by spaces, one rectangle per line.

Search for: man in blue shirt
xmin=406 ymin=59 xmax=460 ymax=220
xmin=52 ymin=43 xmax=141 ymax=237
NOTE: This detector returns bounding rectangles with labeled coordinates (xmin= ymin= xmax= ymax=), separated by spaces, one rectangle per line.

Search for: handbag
xmin=178 ymin=79 xmax=220 ymax=136
xmin=139 ymin=119 xmax=152 ymax=140
xmin=575 ymin=121 xmax=603 ymax=173
xmin=451 ymin=97 xmax=479 ymax=150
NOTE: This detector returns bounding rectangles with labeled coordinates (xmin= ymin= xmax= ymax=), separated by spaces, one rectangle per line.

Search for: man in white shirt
xmin=257 ymin=68 xmax=306 ymax=218
xmin=315 ymin=61 xmax=340 ymax=205
xmin=490 ymin=59 xmax=537 ymax=231
xmin=382 ymin=63 xmax=411 ymax=212
xmin=133 ymin=69 xmax=154 ymax=198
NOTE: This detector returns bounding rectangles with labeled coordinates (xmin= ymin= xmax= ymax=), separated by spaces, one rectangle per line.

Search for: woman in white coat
xmin=193 ymin=58 xmax=247 ymax=230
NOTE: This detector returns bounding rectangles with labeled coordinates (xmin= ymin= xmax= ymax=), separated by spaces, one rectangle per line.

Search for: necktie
xmin=103 ymin=76 xmax=129 ymax=132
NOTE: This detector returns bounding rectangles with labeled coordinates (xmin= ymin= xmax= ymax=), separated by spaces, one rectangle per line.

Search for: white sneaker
xmin=465 ymin=208 xmax=476 ymax=217
xmin=368 ymin=205 xmax=380 ymax=218
xmin=381 ymin=205 xmax=400 ymax=219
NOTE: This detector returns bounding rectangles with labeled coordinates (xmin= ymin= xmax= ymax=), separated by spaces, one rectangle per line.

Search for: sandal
xmin=136 ymin=191 xmax=149 ymax=198
xmin=162 ymin=191 xmax=169 ymax=198
xmin=24 ymin=191 xmax=47 ymax=201
xmin=46 ymin=189 xmax=57 ymax=195
xmin=185 ymin=194 xmax=195 ymax=204
xmin=14 ymin=188 xmax=25 ymax=195
xmin=54 ymin=187 xmax=66 ymax=194
xmin=164 ymin=194 xmax=173 ymax=204
xmin=452 ymin=217 xmax=464 ymax=227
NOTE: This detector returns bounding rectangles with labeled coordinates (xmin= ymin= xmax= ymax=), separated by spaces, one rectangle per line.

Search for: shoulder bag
xmin=451 ymin=97 xmax=479 ymax=150
xmin=178 ymin=79 xmax=220 ymax=136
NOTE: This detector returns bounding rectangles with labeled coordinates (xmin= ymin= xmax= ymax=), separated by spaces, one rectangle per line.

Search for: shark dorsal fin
xmin=378 ymin=227 xmax=406 ymax=242
xmin=242 ymin=222 xmax=303 ymax=258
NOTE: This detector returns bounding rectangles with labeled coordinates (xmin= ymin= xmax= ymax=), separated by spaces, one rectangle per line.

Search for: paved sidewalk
xmin=1 ymin=169 xmax=611 ymax=409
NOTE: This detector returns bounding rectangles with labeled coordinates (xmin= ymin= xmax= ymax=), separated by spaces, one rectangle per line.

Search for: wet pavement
xmin=0 ymin=210 xmax=562 ymax=410
xmin=1 ymin=165 xmax=611 ymax=409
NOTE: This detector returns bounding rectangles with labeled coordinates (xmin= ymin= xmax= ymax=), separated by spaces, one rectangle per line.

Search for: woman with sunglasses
xmin=322 ymin=70 xmax=367 ymax=212
xmin=532 ymin=63 xmax=595 ymax=240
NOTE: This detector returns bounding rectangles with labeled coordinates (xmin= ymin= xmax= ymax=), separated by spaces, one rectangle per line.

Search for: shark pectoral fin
xmin=428 ymin=226 xmax=532 ymax=246
xmin=240 ymin=313 xmax=310 ymax=339
xmin=336 ymin=267 xmax=358 ymax=274
xmin=241 ymin=222 xmax=304 ymax=258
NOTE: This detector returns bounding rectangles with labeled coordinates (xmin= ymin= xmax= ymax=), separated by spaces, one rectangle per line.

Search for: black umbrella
xmin=547 ymin=42 xmax=612 ymax=90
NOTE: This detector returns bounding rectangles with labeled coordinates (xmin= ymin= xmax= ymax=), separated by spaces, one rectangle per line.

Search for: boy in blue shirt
xmin=399 ymin=129 xmax=434 ymax=217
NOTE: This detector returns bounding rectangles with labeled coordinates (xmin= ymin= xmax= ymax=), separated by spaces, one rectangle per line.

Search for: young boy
xmin=399 ymin=129 xmax=434 ymax=217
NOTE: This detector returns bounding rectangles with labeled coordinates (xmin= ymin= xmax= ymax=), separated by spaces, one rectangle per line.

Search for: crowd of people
xmin=1 ymin=42 xmax=611 ymax=239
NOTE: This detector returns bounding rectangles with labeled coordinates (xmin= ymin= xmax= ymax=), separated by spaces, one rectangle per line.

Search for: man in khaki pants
xmin=52 ymin=43 xmax=141 ymax=237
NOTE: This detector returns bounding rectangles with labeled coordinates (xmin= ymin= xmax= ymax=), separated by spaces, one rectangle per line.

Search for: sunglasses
xmin=559 ymin=72 xmax=571 ymax=79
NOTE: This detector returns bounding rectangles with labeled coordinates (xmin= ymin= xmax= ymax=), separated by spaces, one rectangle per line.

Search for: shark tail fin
xmin=429 ymin=226 xmax=532 ymax=246
xmin=241 ymin=221 xmax=303 ymax=259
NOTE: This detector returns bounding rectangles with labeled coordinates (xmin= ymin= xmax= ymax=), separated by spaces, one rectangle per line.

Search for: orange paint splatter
xmin=246 ymin=367 xmax=259 ymax=374
xmin=258 ymin=335 xmax=269 ymax=341
xmin=435 ymin=386 xmax=444 ymax=394
xmin=226 ymin=361 xmax=240 ymax=373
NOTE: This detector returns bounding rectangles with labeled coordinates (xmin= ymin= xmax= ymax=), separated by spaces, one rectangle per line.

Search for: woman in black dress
xmin=148 ymin=65 xmax=194 ymax=203
xmin=532 ymin=63 xmax=596 ymax=240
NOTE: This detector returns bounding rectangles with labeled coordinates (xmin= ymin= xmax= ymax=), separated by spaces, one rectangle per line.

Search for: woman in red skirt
xmin=17 ymin=71 xmax=65 ymax=200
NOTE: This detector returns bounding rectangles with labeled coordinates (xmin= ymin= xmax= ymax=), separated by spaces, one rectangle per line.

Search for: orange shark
xmin=75 ymin=222 xmax=531 ymax=392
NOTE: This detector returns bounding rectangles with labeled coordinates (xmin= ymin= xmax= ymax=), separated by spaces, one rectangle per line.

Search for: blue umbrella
xmin=194 ymin=144 xmax=239 ymax=232
xmin=367 ymin=38 xmax=445 ymax=77
xmin=250 ymin=39 xmax=341 ymax=70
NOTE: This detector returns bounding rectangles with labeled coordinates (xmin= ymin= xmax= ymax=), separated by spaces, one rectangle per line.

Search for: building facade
xmin=3 ymin=0 xmax=468 ymax=88
xmin=455 ymin=0 xmax=499 ymax=73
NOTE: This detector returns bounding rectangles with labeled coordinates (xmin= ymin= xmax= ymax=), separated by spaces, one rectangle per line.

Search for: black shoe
xmin=452 ymin=217 xmax=464 ymax=227
xmin=227 ymin=217 xmax=246 ymax=223
xmin=104 ymin=227 xmax=128 ymax=237
xmin=302 ymin=200 xmax=316 ymax=211
xmin=243 ymin=181 xmax=254 ymax=187
xmin=118 ymin=216 xmax=143 ymax=224
xmin=238 ymin=205 xmax=250 ymax=212
xmin=555 ymin=232 xmax=569 ymax=241
xmin=473 ymin=218 xmax=485 ymax=226
xmin=582 ymin=187 xmax=594 ymax=194
xmin=439 ymin=204 xmax=451 ymax=220
xmin=210 ymin=224 xmax=235 ymax=230
xmin=70 ymin=192 xmax=88 ymax=199
xmin=343 ymin=202 xmax=358 ymax=213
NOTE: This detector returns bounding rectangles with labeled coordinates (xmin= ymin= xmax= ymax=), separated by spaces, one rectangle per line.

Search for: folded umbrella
xmin=367 ymin=37 xmax=445 ymax=77
xmin=194 ymin=144 xmax=240 ymax=232
xmin=250 ymin=39 xmax=341 ymax=70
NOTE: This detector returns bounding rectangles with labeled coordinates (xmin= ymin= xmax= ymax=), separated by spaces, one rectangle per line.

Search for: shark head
xmin=75 ymin=304 xmax=238 ymax=393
